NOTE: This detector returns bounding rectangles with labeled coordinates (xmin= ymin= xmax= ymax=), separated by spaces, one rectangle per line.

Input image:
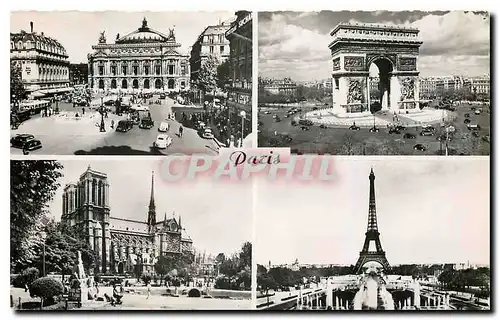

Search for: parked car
xmin=281 ymin=134 xmax=293 ymax=143
xmin=298 ymin=119 xmax=313 ymax=126
xmin=153 ymin=134 xmax=173 ymax=149
xmin=420 ymin=130 xmax=434 ymax=136
xmin=104 ymin=99 xmax=115 ymax=106
xmin=23 ymin=139 xmax=43 ymax=151
xmin=413 ymin=144 xmax=426 ymax=151
xmin=291 ymin=120 xmax=298 ymax=126
xmin=132 ymin=104 xmax=149 ymax=112
xmin=472 ymin=131 xmax=480 ymax=137
xmin=158 ymin=122 xmax=170 ymax=132
xmin=395 ymin=125 xmax=406 ymax=131
xmin=139 ymin=118 xmax=154 ymax=129
xmin=319 ymin=124 xmax=327 ymax=129
xmin=349 ymin=124 xmax=360 ymax=131
xmin=403 ymin=133 xmax=416 ymax=139
xmin=369 ymin=127 xmax=379 ymax=133
xmin=274 ymin=116 xmax=281 ymax=123
xmin=202 ymin=128 xmax=214 ymax=139
xmin=464 ymin=119 xmax=471 ymax=124
xmin=388 ymin=128 xmax=401 ymax=134
xmin=300 ymin=126 xmax=310 ymax=131
xmin=116 ymin=120 xmax=134 ymax=132
xmin=475 ymin=109 xmax=481 ymax=115
xmin=464 ymin=113 xmax=470 ymax=118
xmin=467 ymin=124 xmax=481 ymax=131
xmin=10 ymin=134 xmax=35 ymax=148
xmin=482 ymin=135 xmax=490 ymax=143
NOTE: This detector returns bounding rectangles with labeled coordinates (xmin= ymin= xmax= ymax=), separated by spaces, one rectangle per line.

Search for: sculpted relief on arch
xmin=347 ymin=78 xmax=365 ymax=104
xmin=344 ymin=56 xmax=365 ymax=71
xmin=400 ymin=77 xmax=415 ymax=101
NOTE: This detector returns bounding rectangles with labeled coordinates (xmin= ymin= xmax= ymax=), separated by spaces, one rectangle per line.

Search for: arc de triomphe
xmin=329 ymin=23 xmax=423 ymax=116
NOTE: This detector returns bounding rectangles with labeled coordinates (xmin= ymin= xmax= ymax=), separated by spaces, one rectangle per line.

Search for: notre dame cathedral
xmin=60 ymin=166 xmax=194 ymax=274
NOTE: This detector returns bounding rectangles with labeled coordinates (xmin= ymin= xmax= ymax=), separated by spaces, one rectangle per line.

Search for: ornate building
xmin=259 ymin=77 xmax=298 ymax=96
xmin=190 ymin=22 xmax=231 ymax=83
xmin=10 ymin=22 xmax=71 ymax=97
xmin=226 ymin=11 xmax=252 ymax=111
xmin=87 ymin=18 xmax=190 ymax=94
xmin=329 ymin=23 xmax=422 ymax=115
xmin=61 ymin=166 xmax=193 ymax=275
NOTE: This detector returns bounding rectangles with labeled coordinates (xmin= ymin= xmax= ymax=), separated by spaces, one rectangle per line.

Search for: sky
xmin=10 ymin=11 xmax=235 ymax=63
xmin=255 ymin=157 xmax=490 ymax=266
xmin=259 ymin=11 xmax=491 ymax=81
xmin=48 ymin=159 xmax=252 ymax=257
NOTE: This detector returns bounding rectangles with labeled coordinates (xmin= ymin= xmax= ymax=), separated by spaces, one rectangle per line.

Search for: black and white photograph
xmin=255 ymin=158 xmax=490 ymax=310
xmin=10 ymin=11 xmax=253 ymax=156
xmin=257 ymin=11 xmax=491 ymax=155
xmin=10 ymin=160 xmax=252 ymax=310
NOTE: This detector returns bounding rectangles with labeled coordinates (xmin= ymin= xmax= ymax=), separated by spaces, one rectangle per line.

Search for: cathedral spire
xmin=147 ymin=171 xmax=156 ymax=232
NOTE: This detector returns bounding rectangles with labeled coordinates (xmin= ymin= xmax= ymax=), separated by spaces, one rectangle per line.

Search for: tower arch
xmin=329 ymin=23 xmax=423 ymax=116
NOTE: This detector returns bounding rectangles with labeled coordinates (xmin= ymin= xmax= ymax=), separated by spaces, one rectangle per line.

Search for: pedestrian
xmin=179 ymin=125 xmax=183 ymax=137
xmin=82 ymin=107 xmax=85 ymax=115
xmin=111 ymin=119 xmax=115 ymax=129
xmin=146 ymin=281 xmax=151 ymax=299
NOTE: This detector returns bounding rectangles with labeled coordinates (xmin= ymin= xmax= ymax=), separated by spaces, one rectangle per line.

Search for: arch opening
xmin=368 ymin=57 xmax=394 ymax=113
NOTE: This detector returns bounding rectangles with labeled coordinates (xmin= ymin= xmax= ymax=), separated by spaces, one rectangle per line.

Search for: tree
xmin=154 ymin=255 xmax=177 ymax=281
xmin=27 ymin=221 xmax=96 ymax=279
xmin=216 ymin=60 xmax=231 ymax=91
xmin=197 ymin=55 xmax=220 ymax=98
xmin=10 ymin=161 xmax=64 ymax=272
xmin=11 ymin=61 xmax=26 ymax=108
xmin=239 ymin=242 xmax=252 ymax=271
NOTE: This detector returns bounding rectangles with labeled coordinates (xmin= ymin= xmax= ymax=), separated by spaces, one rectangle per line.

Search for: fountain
xmin=352 ymin=272 xmax=394 ymax=310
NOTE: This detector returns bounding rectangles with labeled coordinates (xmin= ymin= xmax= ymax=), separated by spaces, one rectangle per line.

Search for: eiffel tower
xmin=354 ymin=168 xmax=390 ymax=274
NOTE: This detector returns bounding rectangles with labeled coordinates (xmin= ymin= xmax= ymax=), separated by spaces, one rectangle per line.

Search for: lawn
xmin=258 ymin=103 xmax=490 ymax=155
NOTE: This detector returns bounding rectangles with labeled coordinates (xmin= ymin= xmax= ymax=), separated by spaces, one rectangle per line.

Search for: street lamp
xmin=239 ymin=110 xmax=246 ymax=146
xmin=99 ymin=97 xmax=106 ymax=132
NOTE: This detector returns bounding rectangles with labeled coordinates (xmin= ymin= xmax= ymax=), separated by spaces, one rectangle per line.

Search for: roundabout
xmin=299 ymin=107 xmax=456 ymax=128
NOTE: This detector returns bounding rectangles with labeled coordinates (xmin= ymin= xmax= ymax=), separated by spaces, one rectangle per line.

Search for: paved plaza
xmin=10 ymin=96 xmax=219 ymax=155
xmin=258 ymin=102 xmax=491 ymax=155
xmin=11 ymin=286 xmax=251 ymax=311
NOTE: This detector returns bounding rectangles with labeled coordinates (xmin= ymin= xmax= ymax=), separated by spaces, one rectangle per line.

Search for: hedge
xmin=29 ymin=277 xmax=64 ymax=301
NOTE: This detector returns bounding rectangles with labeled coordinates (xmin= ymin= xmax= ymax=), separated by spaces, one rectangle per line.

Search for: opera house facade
xmin=88 ymin=18 xmax=190 ymax=94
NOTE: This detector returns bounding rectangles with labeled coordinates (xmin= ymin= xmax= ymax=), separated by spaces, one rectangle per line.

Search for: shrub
xmin=141 ymin=273 xmax=152 ymax=285
xmin=29 ymin=277 xmax=64 ymax=302
xmin=22 ymin=268 xmax=40 ymax=286
xmin=215 ymin=277 xmax=231 ymax=290
xmin=12 ymin=274 xmax=26 ymax=288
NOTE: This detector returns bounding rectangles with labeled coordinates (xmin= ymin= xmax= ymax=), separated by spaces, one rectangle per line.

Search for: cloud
xmin=413 ymin=11 xmax=490 ymax=56
xmin=259 ymin=11 xmax=490 ymax=80
xmin=259 ymin=13 xmax=331 ymax=80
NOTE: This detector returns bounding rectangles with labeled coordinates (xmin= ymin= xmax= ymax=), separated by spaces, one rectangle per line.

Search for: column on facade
xmin=119 ymin=244 xmax=125 ymax=261
xmin=407 ymin=297 xmax=411 ymax=308
xmin=94 ymin=224 xmax=102 ymax=273
xmin=335 ymin=295 xmax=340 ymax=310
xmin=84 ymin=179 xmax=88 ymax=204
xmin=104 ymin=227 xmax=111 ymax=272
xmin=366 ymin=76 xmax=371 ymax=112
xmin=326 ymin=288 xmax=333 ymax=309
xmin=88 ymin=224 xmax=94 ymax=251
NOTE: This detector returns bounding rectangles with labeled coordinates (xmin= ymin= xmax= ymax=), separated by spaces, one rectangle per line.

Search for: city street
xmin=10 ymin=97 xmax=219 ymax=155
